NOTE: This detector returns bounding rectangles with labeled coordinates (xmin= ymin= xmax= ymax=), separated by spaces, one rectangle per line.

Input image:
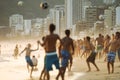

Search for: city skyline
xmin=0 ymin=0 xmax=64 ymax=26
xmin=0 ymin=0 xmax=120 ymax=38
xmin=0 ymin=0 xmax=120 ymax=26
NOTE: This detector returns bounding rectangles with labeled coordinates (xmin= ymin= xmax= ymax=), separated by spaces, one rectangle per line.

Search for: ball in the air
xmin=99 ymin=15 xmax=105 ymax=20
xmin=18 ymin=1 xmax=24 ymax=6
xmin=40 ymin=2 xmax=49 ymax=9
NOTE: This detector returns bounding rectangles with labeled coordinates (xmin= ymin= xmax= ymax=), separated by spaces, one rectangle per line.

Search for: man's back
xmin=62 ymin=37 xmax=73 ymax=52
xmin=45 ymin=34 xmax=60 ymax=53
xmin=109 ymin=39 xmax=119 ymax=52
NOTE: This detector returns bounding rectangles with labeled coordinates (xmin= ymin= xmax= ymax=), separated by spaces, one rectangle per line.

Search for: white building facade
xmin=65 ymin=0 xmax=91 ymax=29
xmin=9 ymin=14 xmax=24 ymax=36
xmin=24 ymin=20 xmax=31 ymax=35
xmin=49 ymin=5 xmax=65 ymax=35
xmin=103 ymin=0 xmax=115 ymax=5
xmin=104 ymin=7 xmax=116 ymax=27
xmin=116 ymin=6 xmax=120 ymax=26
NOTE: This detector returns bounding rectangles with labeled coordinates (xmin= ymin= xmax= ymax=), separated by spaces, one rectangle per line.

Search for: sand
xmin=0 ymin=40 xmax=120 ymax=80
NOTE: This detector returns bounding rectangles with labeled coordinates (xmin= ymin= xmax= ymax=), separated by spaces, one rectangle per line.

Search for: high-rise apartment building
xmin=85 ymin=6 xmax=98 ymax=28
xmin=9 ymin=14 xmax=24 ymax=31
xmin=24 ymin=20 xmax=31 ymax=35
xmin=116 ymin=6 xmax=120 ymax=26
xmin=65 ymin=0 xmax=91 ymax=29
xmin=31 ymin=18 xmax=43 ymax=37
xmin=43 ymin=17 xmax=53 ymax=36
xmin=9 ymin=14 xmax=24 ymax=36
xmin=104 ymin=7 xmax=116 ymax=27
xmin=103 ymin=0 xmax=116 ymax=5
xmin=49 ymin=5 xmax=65 ymax=35
xmin=65 ymin=0 xmax=72 ymax=29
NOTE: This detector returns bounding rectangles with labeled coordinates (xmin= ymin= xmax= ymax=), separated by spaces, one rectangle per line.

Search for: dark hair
xmin=86 ymin=36 xmax=91 ymax=42
xmin=65 ymin=29 xmax=70 ymax=36
xmin=116 ymin=32 xmax=120 ymax=38
xmin=33 ymin=55 xmax=35 ymax=57
xmin=42 ymin=36 xmax=45 ymax=41
xmin=49 ymin=23 xmax=55 ymax=33
xmin=99 ymin=33 xmax=102 ymax=36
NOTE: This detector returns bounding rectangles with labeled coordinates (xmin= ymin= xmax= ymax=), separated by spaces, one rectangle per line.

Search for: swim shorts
xmin=61 ymin=50 xmax=70 ymax=67
xmin=45 ymin=52 xmax=60 ymax=71
xmin=107 ymin=51 xmax=116 ymax=62
xmin=25 ymin=56 xmax=33 ymax=67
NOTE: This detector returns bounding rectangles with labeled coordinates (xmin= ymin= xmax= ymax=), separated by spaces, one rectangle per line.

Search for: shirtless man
xmin=19 ymin=42 xmax=39 ymax=78
xmin=105 ymin=32 xmax=120 ymax=74
xmin=56 ymin=29 xmax=74 ymax=80
xmin=116 ymin=32 xmax=120 ymax=62
xmin=95 ymin=34 xmax=104 ymax=59
xmin=39 ymin=23 xmax=62 ymax=80
xmin=81 ymin=37 xmax=91 ymax=58
xmin=85 ymin=36 xmax=99 ymax=72
xmin=103 ymin=35 xmax=111 ymax=61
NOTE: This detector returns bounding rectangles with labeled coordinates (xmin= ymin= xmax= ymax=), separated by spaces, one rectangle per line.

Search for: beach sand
xmin=0 ymin=40 xmax=120 ymax=80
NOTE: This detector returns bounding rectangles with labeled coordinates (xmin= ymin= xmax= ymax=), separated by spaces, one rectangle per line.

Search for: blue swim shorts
xmin=25 ymin=56 xmax=33 ymax=67
xmin=45 ymin=52 xmax=60 ymax=71
xmin=61 ymin=50 xmax=70 ymax=67
xmin=107 ymin=51 xmax=116 ymax=62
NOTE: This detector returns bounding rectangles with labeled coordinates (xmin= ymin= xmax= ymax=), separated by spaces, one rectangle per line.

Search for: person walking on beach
xmin=56 ymin=29 xmax=74 ymax=80
xmin=38 ymin=23 xmax=62 ymax=80
xmin=19 ymin=42 xmax=39 ymax=78
xmin=13 ymin=44 xmax=19 ymax=59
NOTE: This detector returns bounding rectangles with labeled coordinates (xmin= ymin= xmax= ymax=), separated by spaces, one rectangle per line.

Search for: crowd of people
xmin=1 ymin=23 xmax=120 ymax=80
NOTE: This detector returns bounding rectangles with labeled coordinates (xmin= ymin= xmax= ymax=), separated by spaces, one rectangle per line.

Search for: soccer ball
xmin=40 ymin=2 xmax=49 ymax=9
xmin=18 ymin=1 xmax=24 ymax=6
xmin=99 ymin=15 xmax=105 ymax=20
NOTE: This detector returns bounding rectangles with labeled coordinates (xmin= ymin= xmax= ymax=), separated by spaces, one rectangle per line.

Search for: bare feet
xmin=39 ymin=77 xmax=42 ymax=80
xmin=30 ymin=75 xmax=32 ymax=78
xmin=96 ymin=69 xmax=100 ymax=71
xmin=56 ymin=76 xmax=58 ymax=80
